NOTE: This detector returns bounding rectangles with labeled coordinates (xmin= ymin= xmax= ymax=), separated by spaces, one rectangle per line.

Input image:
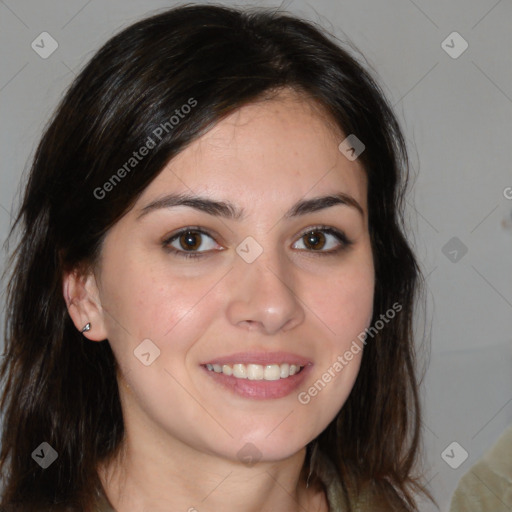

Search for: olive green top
xmin=449 ymin=424 xmax=512 ymax=512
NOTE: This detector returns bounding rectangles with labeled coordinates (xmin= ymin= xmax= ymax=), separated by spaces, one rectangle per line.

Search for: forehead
xmin=139 ymin=89 xmax=367 ymax=214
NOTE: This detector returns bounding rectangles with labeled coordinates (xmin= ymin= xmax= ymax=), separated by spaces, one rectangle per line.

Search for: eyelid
xmin=162 ymin=226 xmax=221 ymax=243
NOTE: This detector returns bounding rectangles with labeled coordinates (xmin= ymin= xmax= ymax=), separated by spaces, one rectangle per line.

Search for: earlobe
xmin=62 ymin=269 xmax=108 ymax=342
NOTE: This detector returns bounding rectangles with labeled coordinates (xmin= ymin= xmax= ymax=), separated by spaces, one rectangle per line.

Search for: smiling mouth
xmin=204 ymin=362 xmax=305 ymax=380
xmin=201 ymin=351 xmax=312 ymax=399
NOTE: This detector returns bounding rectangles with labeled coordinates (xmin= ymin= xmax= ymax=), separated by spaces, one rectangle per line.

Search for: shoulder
xmin=449 ymin=424 xmax=512 ymax=512
xmin=320 ymin=466 xmax=401 ymax=511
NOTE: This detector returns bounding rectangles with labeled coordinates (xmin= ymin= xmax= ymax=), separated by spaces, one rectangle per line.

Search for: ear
xmin=63 ymin=267 xmax=108 ymax=342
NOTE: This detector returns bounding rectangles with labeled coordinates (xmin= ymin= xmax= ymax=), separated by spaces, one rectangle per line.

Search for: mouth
xmin=200 ymin=352 xmax=312 ymax=400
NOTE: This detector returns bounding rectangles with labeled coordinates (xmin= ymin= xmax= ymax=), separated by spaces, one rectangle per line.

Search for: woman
xmin=0 ymin=4 xmax=434 ymax=511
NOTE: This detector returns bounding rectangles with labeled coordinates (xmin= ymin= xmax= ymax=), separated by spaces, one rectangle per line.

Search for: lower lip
xmin=202 ymin=365 xmax=312 ymax=400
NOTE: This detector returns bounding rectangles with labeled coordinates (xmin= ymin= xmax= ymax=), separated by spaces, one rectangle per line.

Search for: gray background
xmin=1 ymin=1 xmax=511 ymax=510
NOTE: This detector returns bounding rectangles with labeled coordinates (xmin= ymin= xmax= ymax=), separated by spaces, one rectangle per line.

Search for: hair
xmin=0 ymin=4 xmax=434 ymax=511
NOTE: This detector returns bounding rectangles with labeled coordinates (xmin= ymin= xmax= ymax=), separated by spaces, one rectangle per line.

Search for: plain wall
xmin=1 ymin=1 xmax=511 ymax=510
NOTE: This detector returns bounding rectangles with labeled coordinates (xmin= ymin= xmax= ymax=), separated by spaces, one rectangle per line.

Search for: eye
xmin=292 ymin=226 xmax=352 ymax=254
xmin=163 ymin=228 xmax=222 ymax=258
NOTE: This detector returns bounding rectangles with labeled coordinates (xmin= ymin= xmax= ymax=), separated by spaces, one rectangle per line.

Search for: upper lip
xmin=202 ymin=351 xmax=312 ymax=367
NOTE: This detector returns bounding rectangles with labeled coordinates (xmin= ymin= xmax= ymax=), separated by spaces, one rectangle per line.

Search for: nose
xmin=225 ymin=251 xmax=306 ymax=335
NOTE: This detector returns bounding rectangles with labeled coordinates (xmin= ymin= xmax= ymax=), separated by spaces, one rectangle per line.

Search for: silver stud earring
xmin=81 ymin=322 xmax=91 ymax=333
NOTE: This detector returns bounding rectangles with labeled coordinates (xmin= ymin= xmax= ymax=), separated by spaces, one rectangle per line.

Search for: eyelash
xmin=162 ymin=225 xmax=353 ymax=259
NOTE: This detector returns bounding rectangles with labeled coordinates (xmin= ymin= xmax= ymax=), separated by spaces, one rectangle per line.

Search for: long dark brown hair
xmin=0 ymin=4 xmax=434 ymax=511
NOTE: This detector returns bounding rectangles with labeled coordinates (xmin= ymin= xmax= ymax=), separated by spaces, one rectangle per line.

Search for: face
xmin=83 ymin=89 xmax=374 ymax=463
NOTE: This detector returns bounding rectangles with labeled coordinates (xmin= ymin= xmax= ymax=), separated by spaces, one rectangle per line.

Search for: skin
xmin=64 ymin=89 xmax=375 ymax=512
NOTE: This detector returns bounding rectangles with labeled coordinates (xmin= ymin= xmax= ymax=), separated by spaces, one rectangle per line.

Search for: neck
xmin=98 ymin=439 xmax=326 ymax=512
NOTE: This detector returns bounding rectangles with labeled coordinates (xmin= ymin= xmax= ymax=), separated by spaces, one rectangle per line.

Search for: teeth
xmin=205 ymin=362 xmax=304 ymax=380
xmin=247 ymin=364 xmax=263 ymax=380
xmin=264 ymin=365 xmax=281 ymax=381
xmin=233 ymin=364 xmax=247 ymax=379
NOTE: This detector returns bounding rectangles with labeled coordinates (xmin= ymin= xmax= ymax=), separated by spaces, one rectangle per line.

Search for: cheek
xmin=310 ymin=261 xmax=375 ymax=342
xmin=299 ymin=254 xmax=374 ymax=418
xmin=99 ymin=253 xmax=219 ymax=342
xmin=99 ymin=260 xmax=221 ymax=399
xmin=98 ymin=257 xmax=229 ymax=400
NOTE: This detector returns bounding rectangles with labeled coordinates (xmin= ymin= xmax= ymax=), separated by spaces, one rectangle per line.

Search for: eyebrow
xmin=137 ymin=192 xmax=364 ymax=220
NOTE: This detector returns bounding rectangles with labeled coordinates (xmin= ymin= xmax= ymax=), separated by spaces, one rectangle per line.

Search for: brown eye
xmin=292 ymin=226 xmax=352 ymax=255
xmin=302 ymin=231 xmax=326 ymax=250
xmin=163 ymin=228 xmax=220 ymax=258
xmin=179 ymin=231 xmax=202 ymax=251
